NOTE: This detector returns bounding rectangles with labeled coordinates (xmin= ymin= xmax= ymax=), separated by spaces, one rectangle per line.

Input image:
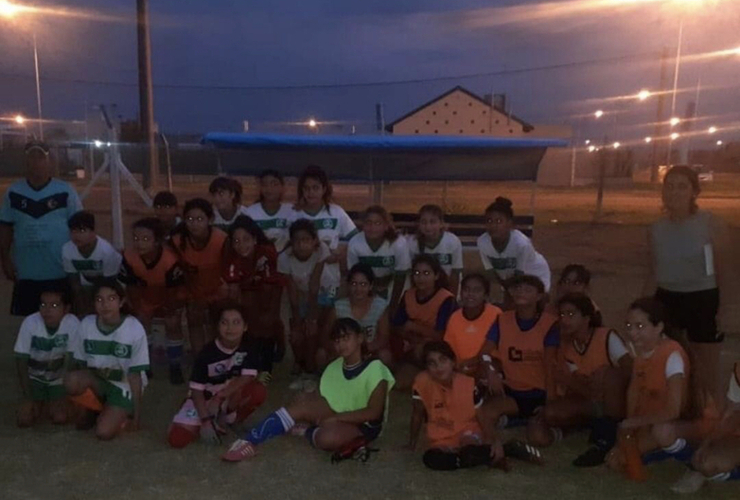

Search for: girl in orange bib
xmin=392 ymin=255 xmax=456 ymax=389
xmin=171 ymin=198 xmax=228 ymax=355
xmin=606 ymin=298 xmax=703 ymax=478
xmin=531 ymin=293 xmax=631 ymax=467
xmin=119 ymin=217 xmax=186 ymax=384
xmin=478 ymin=275 xmax=559 ymax=441
xmin=409 ymin=341 xmax=504 ymax=470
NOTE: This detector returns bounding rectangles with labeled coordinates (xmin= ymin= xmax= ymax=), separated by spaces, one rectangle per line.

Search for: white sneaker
xmin=671 ymin=470 xmax=706 ymax=494
xmin=288 ymin=377 xmax=305 ymax=391
xmin=302 ymin=377 xmax=318 ymax=393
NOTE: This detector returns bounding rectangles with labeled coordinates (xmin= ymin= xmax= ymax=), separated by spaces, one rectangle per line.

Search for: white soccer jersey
xmin=407 ymin=231 xmax=463 ymax=276
xmin=13 ymin=312 xmax=80 ymax=385
xmin=62 ymin=236 xmax=122 ymax=286
xmin=347 ymin=232 xmax=411 ymax=281
xmin=290 ymin=203 xmax=358 ymax=250
xmin=728 ymin=363 xmax=740 ymax=404
xmin=477 ymin=229 xmax=552 ymax=291
xmin=244 ymin=202 xmax=294 ymax=252
xmin=278 ymin=242 xmax=337 ymax=296
xmin=73 ymin=315 xmax=150 ymax=392
xmin=212 ymin=205 xmax=249 ymax=232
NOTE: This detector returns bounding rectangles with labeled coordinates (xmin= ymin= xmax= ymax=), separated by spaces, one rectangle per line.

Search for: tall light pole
xmin=137 ymin=0 xmax=158 ymax=190
xmin=0 ymin=1 xmax=43 ymax=139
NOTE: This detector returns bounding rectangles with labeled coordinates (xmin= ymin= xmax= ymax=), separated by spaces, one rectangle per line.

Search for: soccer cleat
xmin=503 ymin=440 xmax=544 ymax=465
xmin=169 ymin=365 xmax=185 ymax=385
xmin=257 ymin=371 xmax=272 ymax=386
xmin=330 ymin=436 xmax=377 ymax=464
xmin=289 ymin=423 xmax=311 ymax=437
xmin=572 ymin=446 xmax=608 ymax=467
xmin=671 ymin=470 xmax=706 ymax=494
xmin=221 ymin=439 xmax=258 ymax=462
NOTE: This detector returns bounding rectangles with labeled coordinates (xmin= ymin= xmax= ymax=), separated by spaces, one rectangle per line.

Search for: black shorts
xmin=11 ymin=278 xmax=68 ymax=316
xmin=504 ymin=387 xmax=546 ymax=418
xmin=655 ymin=287 xmax=722 ymax=344
xmin=358 ymin=420 xmax=383 ymax=442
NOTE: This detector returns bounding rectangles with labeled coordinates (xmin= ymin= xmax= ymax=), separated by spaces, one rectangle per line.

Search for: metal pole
xmin=137 ymin=0 xmax=158 ymax=190
xmin=666 ymin=18 xmax=683 ymax=166
xmin=32 ymin=33 xmax=43 ymax=140
xmin=650 ymin=47 xmax=669 ymax=182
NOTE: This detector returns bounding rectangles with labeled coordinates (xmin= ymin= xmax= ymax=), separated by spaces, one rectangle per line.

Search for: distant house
xmin=385 ymin=86 xmax=534 ymax=137
xmin=385 ymin=85 xmax=583 ymax=186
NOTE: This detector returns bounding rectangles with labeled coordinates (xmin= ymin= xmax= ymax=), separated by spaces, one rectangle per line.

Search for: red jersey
xmin=221 ymin=244 xmax=284 ymax=291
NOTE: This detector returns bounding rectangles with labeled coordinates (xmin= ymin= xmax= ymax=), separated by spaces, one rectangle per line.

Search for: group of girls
xmin=13 ymin=161 xmax=739 ymax=495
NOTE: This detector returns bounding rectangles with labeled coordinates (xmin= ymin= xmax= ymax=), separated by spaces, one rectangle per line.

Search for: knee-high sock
xmin=243 ymin=407 xmax=294 ymax=445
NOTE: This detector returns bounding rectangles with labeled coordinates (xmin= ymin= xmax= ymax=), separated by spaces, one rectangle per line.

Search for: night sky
xmin=1 ymin=0 xmax=738 ymax=145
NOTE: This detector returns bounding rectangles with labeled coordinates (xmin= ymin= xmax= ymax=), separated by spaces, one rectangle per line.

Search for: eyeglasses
xmin=560 ymin=279 xmax=584 ymax=286
xmin=486 ymin=217 xmax=506 ymax=225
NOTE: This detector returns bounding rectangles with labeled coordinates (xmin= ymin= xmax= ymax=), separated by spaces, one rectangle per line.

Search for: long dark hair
xmin=347 ymin=263 xmax=375 ymax=298
xmin=173 ymin=198 xmax=214 ymax=251
xmin=412 ymin=254 xmax=449 ymax=291
xmin=330 ymin=317 xmax=369 ymax=358
xmin=422 ymin=340 xmax=457 ymax=365
xmin=558 ymin=292 xmax=602 ymax=328
xmin=416 ymin=204 xmax=445 ymax=253
xmin=364 ymin=205 xmax=398 ymax=242
xmin=228 ymin=215 xmax=271 ymax=247
xmin=297 ymin=165 xmax=332 ymax=210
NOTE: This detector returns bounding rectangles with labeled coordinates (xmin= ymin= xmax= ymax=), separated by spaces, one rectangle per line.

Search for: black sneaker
xmin=75 ymin=410 xmax=98 ymax=431
xmin=572 ymin=446 xmax=608 ymax=467
xmin=169 ymin=365 xmax=184 ymax=385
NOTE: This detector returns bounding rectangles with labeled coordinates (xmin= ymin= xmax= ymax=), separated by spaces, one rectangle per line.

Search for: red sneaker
xmin=222 ymin=439 xmax=257 ymax=462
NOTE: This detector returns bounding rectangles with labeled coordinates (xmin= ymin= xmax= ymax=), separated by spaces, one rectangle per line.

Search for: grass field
xmin=0 ymin=178 xmax=739 ymax=499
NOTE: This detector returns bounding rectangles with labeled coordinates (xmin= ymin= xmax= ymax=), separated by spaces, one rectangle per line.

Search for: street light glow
xmin=0 ymin=0 xmax=22 ymax=18
xmin=708 ymin=126 xmax=717 ymax=134
xmin=587 ymin=145 xmax=596 ymax=153
xmin=644 ymin=136 xmax=652 ymax=143
xmin=14 ymin=114 xmax=25 ymax=124
xmin=308 ymin=119 xmax=317 ymax=128
xmin=93 ymin=140 xmax=103 ymax=148
xmin=669 ymin=117 xmax=680 ymax=127
xmin=584 ymin=139 xmax=591 ymax=145
xmin=637 ymin=89 xmax=651 ymax=101
xmin=670 ymin=132 xmax=680 ymax=140
xmin=613 ymin=142 xmax=621 ymax=149
xmin=716 ymin=140 xmax=723 ymax=146
xmin=594 ymin=110 xmax=604 ymax=119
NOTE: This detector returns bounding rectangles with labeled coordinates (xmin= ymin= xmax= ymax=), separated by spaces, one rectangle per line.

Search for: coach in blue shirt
xmin=0 ymin=142 xmax=82 ymax=315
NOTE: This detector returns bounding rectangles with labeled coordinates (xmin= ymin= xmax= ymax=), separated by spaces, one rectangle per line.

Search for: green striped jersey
xmin=244 ymin=202 xmax=294 ymax=252
xmin=14 ymin=312 xmax=80 ymax=385
xmin=72 ymin=315 xmax=150 ymax=392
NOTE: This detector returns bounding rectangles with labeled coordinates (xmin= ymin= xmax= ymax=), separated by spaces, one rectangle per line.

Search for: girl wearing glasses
xmin=391 ymin=255 xmax=457 ymax=389
xmin=172 ymin=198 xmax=228 ymax=355
xmin=477 ymin=197 xmax=551 ymax=299
xmin=319 ymin=264 xmax=391 ymax=369
xmin=529 ymin=293 xmax=631 ymax=468
xmin=347 ymin=205 xmax=410 ymax=313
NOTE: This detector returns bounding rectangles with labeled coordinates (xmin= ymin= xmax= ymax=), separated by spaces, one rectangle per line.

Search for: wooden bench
xmin=346 ymin=211 xmax=534 ymax=248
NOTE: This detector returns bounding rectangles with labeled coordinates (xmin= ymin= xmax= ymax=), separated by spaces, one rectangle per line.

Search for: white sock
xmin=709 ymin=472 xmax=730 ymax=482
xmin=663 ymin=438 xmax=686 ymax=454
xmin=276 ymin=407 xmax=295 ymax=431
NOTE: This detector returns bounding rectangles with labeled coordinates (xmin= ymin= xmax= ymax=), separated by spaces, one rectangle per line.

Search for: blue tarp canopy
xmin=201 ymin=132 xmax=567 ymax=182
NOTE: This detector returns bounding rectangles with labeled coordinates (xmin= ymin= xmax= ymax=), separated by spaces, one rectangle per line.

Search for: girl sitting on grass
xmin=167 ymin=300 xmax=266 ymax=449
xmin=222 ymin=318 xmax=395 ymax=462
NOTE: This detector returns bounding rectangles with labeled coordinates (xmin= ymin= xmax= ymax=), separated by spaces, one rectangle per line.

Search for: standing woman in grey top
xmin=644 ymin=166 xmax=731 ymax=409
